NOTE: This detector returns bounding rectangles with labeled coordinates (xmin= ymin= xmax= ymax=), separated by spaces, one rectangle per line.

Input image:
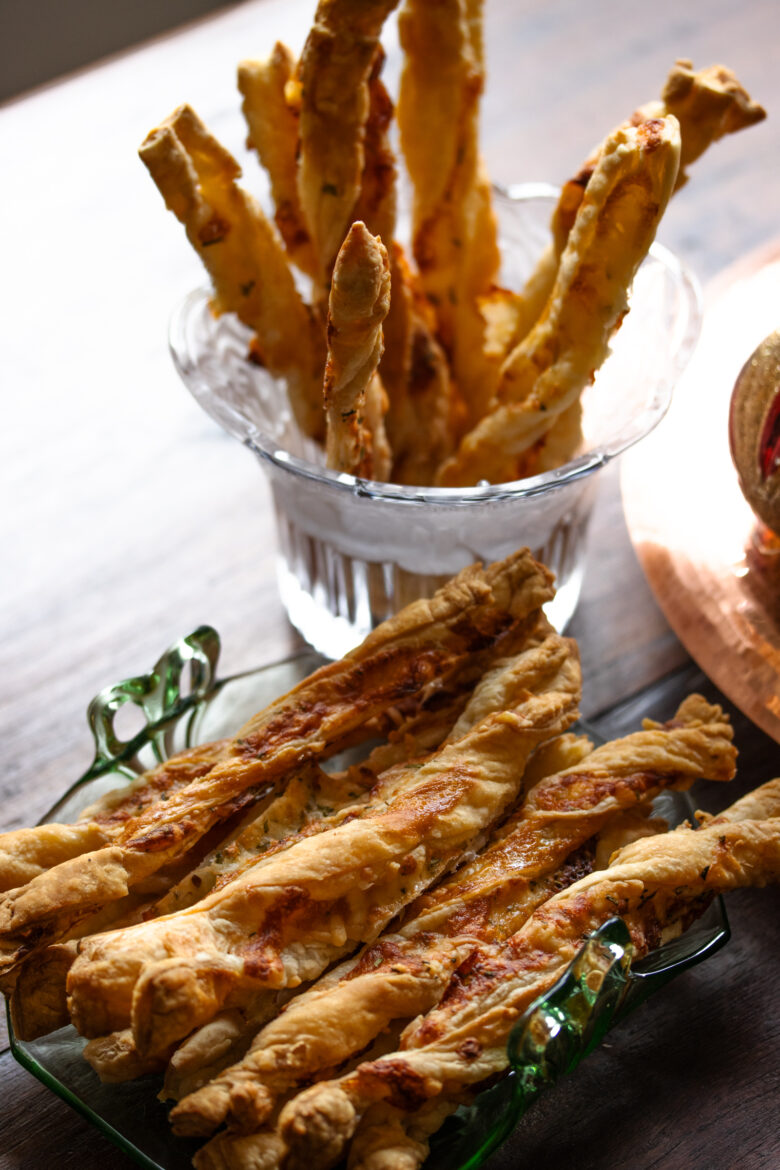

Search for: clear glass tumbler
xmin=169 ymin=186 xmax=701 ymax=658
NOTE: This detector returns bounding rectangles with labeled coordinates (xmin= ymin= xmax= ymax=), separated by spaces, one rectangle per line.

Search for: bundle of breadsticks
xmin=140 ymin=0 xmax=764 ymax=486
xmin=2 ymin=548 xmax=780 ymax=1170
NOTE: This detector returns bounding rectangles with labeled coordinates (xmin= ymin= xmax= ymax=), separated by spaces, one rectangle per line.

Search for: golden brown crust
xmin=651 ymin=58 xmax=766 ymax=188
xmin=66 ymin=630 xmax=579 ymax=1053
xmin=238 ymin=44 xmax=317 ymax=277
xmin=353 ymin=69 xmax=458 ymax=486
xmin=324 ymin=222 xmax=391 ymax=477
xmin=0 ymin=554 xmax=553 ymax=975
xmin=348 ymin=1100 xmax=457 ymax=1170
xmin=9 ymin=940 xmax=77 ymax=1040
xmin=398 ymin=0 xmax=500 ymax=423
xmin=139 ymin=105 xmax=325 ymax=439
xmin=0 ymin=739 xmax=232 ymax=895
xmin=297 ymin=0 xmax=400 ymax=288
xmin=383 ymin=247 xmax=456 ymax=485
xmin=507 ymin=61 xmax=766 ymax=365
xmin=704 ymin=777 xmax=780 ymax=826
xmin=194 ymin=1127 xmax=288 ymax=1170
xmin=352 ymin=62 xmax=397 ymax=254
xmin=169 ymin=694 xmax=730 ymax=1138
xmin=82 ymin=1027 xmax=169 ymax=1083
xmin=277 ymin=795 xmax=780 ymax=1164
xmin=0 ymin=822 xmax=110 ymax=895
xmin=435 ymin=117 xmax=681 ymax=486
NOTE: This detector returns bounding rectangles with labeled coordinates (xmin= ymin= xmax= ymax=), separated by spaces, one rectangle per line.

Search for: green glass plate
xmin=7 ymin=628 xmax=729 ymax=1170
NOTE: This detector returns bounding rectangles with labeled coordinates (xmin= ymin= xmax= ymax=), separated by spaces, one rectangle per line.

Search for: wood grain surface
xmin=1 ymin=0 xmax=779 ymax=1167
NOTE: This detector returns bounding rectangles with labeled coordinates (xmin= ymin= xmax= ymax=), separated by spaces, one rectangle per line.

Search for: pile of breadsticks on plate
xmin=2 ymin=548 xmax=780 ymax=1170
xmin=139 ymin=0 xmax=763 ymax=487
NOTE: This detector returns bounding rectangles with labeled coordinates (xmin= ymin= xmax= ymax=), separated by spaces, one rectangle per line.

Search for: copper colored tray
xmin=622 ymin=239 xmax=780 ymax=743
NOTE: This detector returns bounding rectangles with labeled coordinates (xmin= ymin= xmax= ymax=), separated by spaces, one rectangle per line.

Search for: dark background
xmin=0 ymin=0 xmax=235 ymax=102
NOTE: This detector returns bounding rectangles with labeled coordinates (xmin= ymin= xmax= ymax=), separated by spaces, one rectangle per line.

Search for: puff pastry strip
xmin=65 ymin=633 xmax=579 ymax=1049
xmin=139 ymin=104 xmax=325 ymax=439
xmin=19 ymin=615 xmax=550 ymax=1059
xmin=509 ymin=60 xmax=766 ymax=358
xmin=278 ymin=781 xmax=780 ymax=1168
xmin=324 ymin=222 xmax=391 ymax=478
xmin=398 ymin=0 xmax=500 ymax=423
xmin=78 ymin=626 xmax=561 ymax=1085
xmin=171 ymin=694 xmax=733 ymax=1137
xmin=435 ymin=116 xmax=681 ymax=486
xmin=296 ymin=0 xmax=400 ymax=290
xmin=0 ymin=740 xmax=232 ymax=895
xmin=238 ymin=44 xmax=317 ymax=278
xmin=191 ymin=809 xmax=662 ymax=1170
xmin=0 ymin=552 xmax=553 ymax=974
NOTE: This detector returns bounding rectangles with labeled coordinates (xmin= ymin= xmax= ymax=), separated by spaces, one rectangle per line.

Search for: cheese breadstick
xmin=238 ymin=44 xmax=317 ymax=277
xmin=171 ymin=694 xmax=733 ymax=1138
xmin=297 ymin=0 xmax=400 ymax=290
xmin=324 ymin=222 xmax=391 ymax=478
xmin=66 ymin=633 xmax=579 ymax=1053
xmin=436 ymin=116 xmax=681 ymax=486
xmin=139 ymin=105 xmax=325 ymax=438
xmin=277 ymin=781 xmax=780 ymax=1168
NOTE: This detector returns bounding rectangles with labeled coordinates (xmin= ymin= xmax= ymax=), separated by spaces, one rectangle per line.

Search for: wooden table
xmin=2 ymin=1 xmax=779 ymax=1166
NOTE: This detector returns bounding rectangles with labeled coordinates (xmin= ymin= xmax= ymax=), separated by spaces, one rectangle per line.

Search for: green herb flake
xmin=321 ymin=182 xmax=339 ymax=196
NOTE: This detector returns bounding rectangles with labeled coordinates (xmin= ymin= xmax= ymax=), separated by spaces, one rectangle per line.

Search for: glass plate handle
xmin=82 ymin=626 xmax=221 ymax=786
xmin=427 ymin=912 xmax=729 ymax=1170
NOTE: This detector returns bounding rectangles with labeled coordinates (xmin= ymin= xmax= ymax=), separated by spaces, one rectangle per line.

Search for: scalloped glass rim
xmin=168 ymin=184 xmax=703 ymax=501
xmin=8 ymin=633 xmax=728 ymax=1170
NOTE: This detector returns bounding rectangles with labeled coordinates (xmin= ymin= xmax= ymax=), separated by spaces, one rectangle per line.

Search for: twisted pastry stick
xmin=383 ymin=245 xmax=456 ymax=485
xmin=0 ymin=739 xmax=233 ymax=895
xmin=346 ymin=55 xmax=456 ymax=484
xmin=65 ymin=632 xmax=578 ymax=1051
xmin=139 ymin=104 xmax=324 ymax=439
xmin=277 ymin=781 xmax=780 ymax=1169
xmin=170 ymin=737 xmax=588 ymax=1130
xmin=161 ymin=618 xmax=555 ymax=921
xmin=171 ymin=694 xmax=733 ymax=1138
xmin=78 ymin=623 xmax=557 ymax=1085
xmin=398 ymin=0 xmax=500 ymax=423
xmin=508 ymin=60 xmax=766 ymax=359
xmin=238 ymin=44 xmax=317 ymax=278
xmin=9 ymin=686 xmax=473 ymax=1047
xmin=466 ymin=62 xmax=765 ymax=484
xmin=296 ymin=0 xmax=399 ymax=290
xmin=188 ymin=809 xmax=665 ymax=1170
xmin=0 ymin=553 xmax=552 ymax=975
xmin=435 ymin=116 xmax=680 ymax=486
xmin=324 ymin=222 xmax=391 ymax=478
